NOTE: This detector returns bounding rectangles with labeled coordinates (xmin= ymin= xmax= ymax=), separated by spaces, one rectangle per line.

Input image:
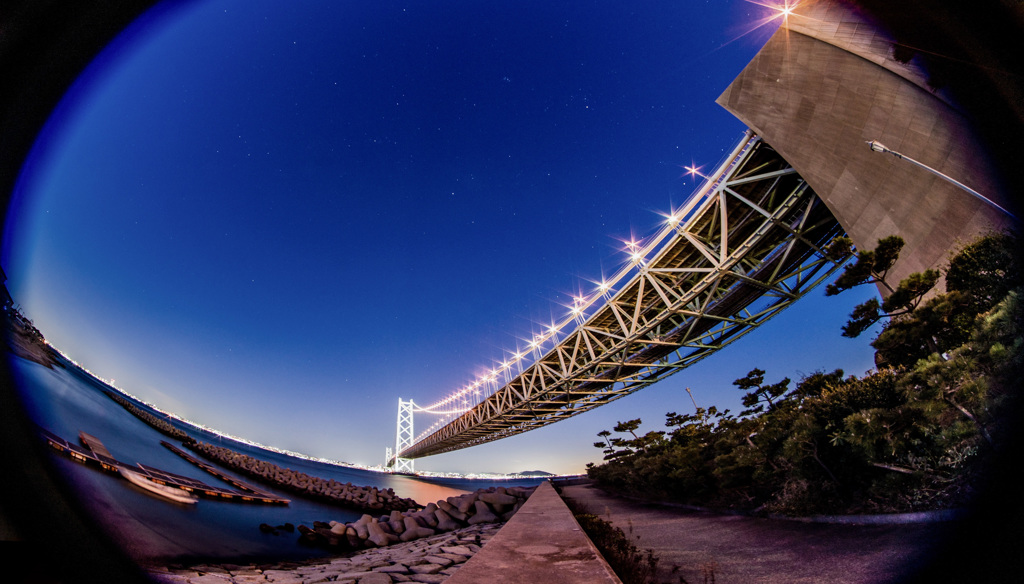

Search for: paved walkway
xmin=559 ymin=483 xmax=957 ymax=584
xmin=447 ymin=481 xmax=620 ymax=584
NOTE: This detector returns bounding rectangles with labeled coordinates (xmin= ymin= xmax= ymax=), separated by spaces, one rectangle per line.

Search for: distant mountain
xmin=516 ymin=470 xmax=554 ymax=477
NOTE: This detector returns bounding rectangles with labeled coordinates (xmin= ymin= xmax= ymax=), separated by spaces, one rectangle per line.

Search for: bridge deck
xmin=400 ymin=134 xmax=847 ymax=460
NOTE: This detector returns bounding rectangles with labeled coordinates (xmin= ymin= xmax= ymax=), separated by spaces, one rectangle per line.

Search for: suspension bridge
xmin=386 ymin=0 xmax=1019 ymax=470
xmin=387 ymin=132 xmax=849 ymax=471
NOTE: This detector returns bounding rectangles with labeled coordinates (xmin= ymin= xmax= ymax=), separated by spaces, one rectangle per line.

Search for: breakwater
xmin=105 ymin=390 xmax=195 ymax=443
xmin=292 ymin=485 xmax=536 ymax=552
xmin=190 ymin=441 xmax=420 ymax=513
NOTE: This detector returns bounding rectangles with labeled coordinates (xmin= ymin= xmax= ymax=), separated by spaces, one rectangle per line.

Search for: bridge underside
xmin=400 ymin=135 xmax=848 ymax=460
xmin=716 ymin=2 xmax=1014 ymax=290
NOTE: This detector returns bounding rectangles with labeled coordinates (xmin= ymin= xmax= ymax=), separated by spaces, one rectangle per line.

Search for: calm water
xmin=7 ymin=352 xmax=544 ymax=563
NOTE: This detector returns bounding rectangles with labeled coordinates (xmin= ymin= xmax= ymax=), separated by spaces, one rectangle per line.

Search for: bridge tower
xmin=393 ymin=399 xmax=415 ymax=473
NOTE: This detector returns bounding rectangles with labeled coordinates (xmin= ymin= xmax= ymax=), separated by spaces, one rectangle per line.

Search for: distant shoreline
xmin=6 ymin=338 xmax=581 ymax=481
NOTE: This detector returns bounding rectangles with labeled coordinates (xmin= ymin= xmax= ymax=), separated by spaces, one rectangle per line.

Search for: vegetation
xmin=559 ymin=492 xmax=661 ymax=584
xmin=587 ymin=232 xmax=1022 ymax=515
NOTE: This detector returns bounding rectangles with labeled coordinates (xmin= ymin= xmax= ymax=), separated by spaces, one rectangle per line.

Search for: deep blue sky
xmin=3 ymin=0 xmax=880 ymax=474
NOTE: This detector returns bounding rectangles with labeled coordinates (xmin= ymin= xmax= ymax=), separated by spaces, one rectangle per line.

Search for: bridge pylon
xmin=391 ymin=398 xmax=415 ymax=473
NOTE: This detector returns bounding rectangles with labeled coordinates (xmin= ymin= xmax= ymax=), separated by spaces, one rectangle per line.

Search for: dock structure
xmin=40 ymin=428 xmax=290 ymax=505
xmin=160 ymin=441 xmax=289 ymax=503
xmin=78 ymin=431 xmax=113 ymax=458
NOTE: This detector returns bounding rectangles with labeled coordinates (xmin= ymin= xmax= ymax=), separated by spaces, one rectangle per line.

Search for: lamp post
xmin=866 ymin=140 xmax=1017 ymax=221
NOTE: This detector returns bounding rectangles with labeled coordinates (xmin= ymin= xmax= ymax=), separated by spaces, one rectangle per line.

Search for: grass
xmin=560 ymin=491 xmax=660 ymax=584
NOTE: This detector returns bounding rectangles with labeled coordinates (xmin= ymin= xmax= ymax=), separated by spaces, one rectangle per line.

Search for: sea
xmin=5 ymin=352 xmax=546 ymax=564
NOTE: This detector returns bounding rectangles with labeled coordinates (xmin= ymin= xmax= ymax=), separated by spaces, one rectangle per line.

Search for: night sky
xmin=3 ymin=0 xmax=880 ymax=474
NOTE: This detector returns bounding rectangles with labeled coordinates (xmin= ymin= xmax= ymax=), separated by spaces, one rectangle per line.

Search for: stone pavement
xmin=559 ymin=483 xmax=957 ymax=584
xmin=145 ymin=522 xmax=501 ymax=584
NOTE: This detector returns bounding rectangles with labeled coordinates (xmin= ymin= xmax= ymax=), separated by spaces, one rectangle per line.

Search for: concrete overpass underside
xmin=717 ymin=1 xmax=1014 ymax=288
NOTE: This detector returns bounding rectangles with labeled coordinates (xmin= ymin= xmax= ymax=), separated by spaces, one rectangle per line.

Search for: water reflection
xmin=6 ymin=352 xmax=542 ymax=564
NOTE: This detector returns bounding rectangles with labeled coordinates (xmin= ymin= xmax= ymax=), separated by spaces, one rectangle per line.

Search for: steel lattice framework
xmin=399 ymin=134 xmax=849 ymax=460
xmin=393 ymin=399 xmax=415 ymax=472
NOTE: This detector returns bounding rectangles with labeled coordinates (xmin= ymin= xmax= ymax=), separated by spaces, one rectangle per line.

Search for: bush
xmin=586 ymin=233 xmax=1021 ymax=516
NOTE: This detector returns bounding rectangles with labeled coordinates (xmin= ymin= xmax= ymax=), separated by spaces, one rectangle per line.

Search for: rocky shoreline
xmin=291 ymin=486 xmax=535 ymax=552
xmin=146 ymin=485 xmax=537 ymax=583
xmin=146 ymin=521 xmax=501 ymax=584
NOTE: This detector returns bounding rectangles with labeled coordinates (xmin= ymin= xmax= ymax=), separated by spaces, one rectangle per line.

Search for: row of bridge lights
xmin=422 ymin=0 xmax=947 ymax=424
xmin=409 ymin=230 xmax=673 ymax=442
xmin=404 ymin=1 xmax=805 ymax=447
xmin=411 ymin=166 xmax=708 ymax=442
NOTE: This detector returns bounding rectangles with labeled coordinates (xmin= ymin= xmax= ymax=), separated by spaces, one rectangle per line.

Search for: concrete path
xmin=559 ymin=483 xmax=957 ymax=584
xmin=447 ymin=481 xmax=620 ymax=584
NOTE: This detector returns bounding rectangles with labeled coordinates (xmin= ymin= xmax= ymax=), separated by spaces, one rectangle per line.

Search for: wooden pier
xmin=40 ymin=428 xmax=290 ymax=505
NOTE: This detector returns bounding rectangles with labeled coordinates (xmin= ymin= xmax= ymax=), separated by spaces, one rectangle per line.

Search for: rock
xmin=433 ymin=508 xmax=463 ymax=532
xmin=298 ymin=531 xmax=324 ymax=546
xmin=366 ymin=520 xmax=399 ymax=547
xmin=416 ymin=505 xmax=439 ymax=527
xmin=346 ymin=531 xmax=364 ymax=549
xmin=421 ymin=555 xmax=454 ymax=567
xmin=409 ymin=564 xmax=443 ymax=575
xmin=433 ymin=552 xmax=469 ymax=562
xmin=262 ymin=570 xmax=307 ymax=584
xmin=408 ymin=574 xmax=447 ymax=584
xmin=400 ymin=516 xmax=435 ymax=542
xmin=508 ymin=486 xmax=534 ymax=498
xmin=353 ymin=515 xmax=372 ymax=539
xmin=455 ymin=493 xmax=477 ymax=515
xmin=467 ymin=500 xmax=498 ymax=524
xmin=479 ymin=491 xmax=517 ymax=507
xmin=437 ymin=499 xmax=467 ymax=522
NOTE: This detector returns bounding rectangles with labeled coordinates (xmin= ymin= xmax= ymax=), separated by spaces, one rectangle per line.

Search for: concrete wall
xmin=717 ymin=0 xmax=1015 ymax=292
xmin=445 ymin=481 xmax=621 ymax=584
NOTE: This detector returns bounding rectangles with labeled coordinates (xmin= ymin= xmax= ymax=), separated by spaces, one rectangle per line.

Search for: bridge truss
xmin=399 ymin=133 xmax=849 ymax=460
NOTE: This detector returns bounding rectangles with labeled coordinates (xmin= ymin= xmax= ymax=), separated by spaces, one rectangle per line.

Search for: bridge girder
xmin=400 ymin=134 xmax=849 ymax=460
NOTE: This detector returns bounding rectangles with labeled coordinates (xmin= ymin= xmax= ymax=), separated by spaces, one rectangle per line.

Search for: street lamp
xmin=866 ymin=140 xmax=1017 ymax=221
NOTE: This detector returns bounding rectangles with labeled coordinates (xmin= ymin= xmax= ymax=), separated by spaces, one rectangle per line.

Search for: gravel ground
xmin=560 ymin=483 xmax=959 ymax=584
